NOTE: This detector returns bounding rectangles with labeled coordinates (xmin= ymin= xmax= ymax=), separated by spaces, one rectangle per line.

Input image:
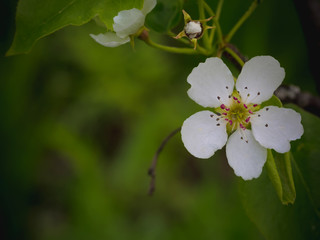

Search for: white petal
xmin=113 ymin=8 xmax=145 ymax=38
xmin=141 ymin=0 xmax=157 ymax=15
xmin=187 ymin=57 xmax=234 ymax=108
xmin=251 ymin=106 xmax=304 ymax=153
xmin=90 ymin=32 xmax=130 ymax=47
xmin=181 ymin=111 xmax=228 ymax=159
xmin=236 ymin=56 xmax=285 ymax=104
xmin=226 ymin=129 xmax=267 ymax=180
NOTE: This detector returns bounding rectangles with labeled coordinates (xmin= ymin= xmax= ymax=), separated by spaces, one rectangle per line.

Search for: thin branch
xmin=225 ymin=0 xmax=259 ymax=43
xmin=148 ymin=127 xmax=181 ymax=196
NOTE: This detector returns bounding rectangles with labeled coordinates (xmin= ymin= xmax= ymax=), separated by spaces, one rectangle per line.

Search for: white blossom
xmin=90 ymin=0 xmax=156 ymax=47
xmin=181 ymin=56 xmax=304 ymax=180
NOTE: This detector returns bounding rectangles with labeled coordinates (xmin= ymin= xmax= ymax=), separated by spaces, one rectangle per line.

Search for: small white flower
xmin=184 ymin=21 xmax=202 ymax=39
xmin=90 ymin=0 xmax=156 ymax=47
xmin=181 ymin=56 xmax=304 ymax=180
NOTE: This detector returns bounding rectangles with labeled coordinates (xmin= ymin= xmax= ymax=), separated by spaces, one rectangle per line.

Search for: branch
xmin=148 ymin=127 xmax=181 ymax=196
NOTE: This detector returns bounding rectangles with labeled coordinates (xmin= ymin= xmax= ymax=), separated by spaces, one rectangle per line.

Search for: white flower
xmin=90 ymin=0 xmax=156 ymax=47
xmin=181 ymin=56 xmax=304 ymax=180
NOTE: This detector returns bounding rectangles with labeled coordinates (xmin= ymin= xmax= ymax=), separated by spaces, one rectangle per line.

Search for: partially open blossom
xmin=90 ymin=0 xmax=156 ymax=47
xmin=181 ymin=56 xmax=304 ymax=180
xmin=174 ymin=10 xmax=213 ymax=49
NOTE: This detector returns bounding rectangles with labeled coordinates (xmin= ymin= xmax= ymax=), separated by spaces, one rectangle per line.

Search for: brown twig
xmin=148 ymin=127 xmax=181 ymax=196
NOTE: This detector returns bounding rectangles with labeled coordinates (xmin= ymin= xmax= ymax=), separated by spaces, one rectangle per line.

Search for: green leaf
xmin=266 ymin=150 xmax=296 ymax=204
xmin=260 ymin=94 xmax=282 ymax=108
xmin=145 ymin=0 xmax=183 ymax=33
xmin=7 ymin=0 xmax=143 ymax=55
xmin=239 ymin=105 xmax=320 ymax=240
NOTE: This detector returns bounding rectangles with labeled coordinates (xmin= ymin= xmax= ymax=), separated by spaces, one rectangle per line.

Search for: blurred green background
xmin=0 ymin=0 xmax=316 ymax=239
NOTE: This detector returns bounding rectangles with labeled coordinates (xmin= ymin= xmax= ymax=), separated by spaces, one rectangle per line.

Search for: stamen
xmin=220 ymin=104 xmax=226 ymax=109
xmin=233 ymin=96 xmax=238 ymax=101
xmin=222 ymin=113 xmax=227 ymax=116
xmin=225 ymin=108 xmax=230 ymax=111
xmin=229 ymin=120 xmax=233 ymax=125
xmin=245 ymin=117 xmax=251 ymax=123
xmin=253 ymin=104 xmax=258 ymax=107
xmin=248 ymin=110 xmax=253 ymax=114
xmin=243 ymin=104 xmax=248 ymax=109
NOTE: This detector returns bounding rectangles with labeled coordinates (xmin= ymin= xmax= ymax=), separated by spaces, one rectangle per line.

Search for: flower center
xmin=184 ymin=21 xmax=203 ymax=39
xmin=217 ymin=95 xmax=259 ymax=132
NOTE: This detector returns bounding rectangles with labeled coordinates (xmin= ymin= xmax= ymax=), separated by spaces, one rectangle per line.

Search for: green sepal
xmin=266 ymin=149 xmax=296 ymax=205
xmin=261 ymin=95 xmax=282 ymax=108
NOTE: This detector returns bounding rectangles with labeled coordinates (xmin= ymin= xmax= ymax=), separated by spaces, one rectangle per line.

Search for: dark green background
xmin=0 ymin=0 xmax=317 ymax=239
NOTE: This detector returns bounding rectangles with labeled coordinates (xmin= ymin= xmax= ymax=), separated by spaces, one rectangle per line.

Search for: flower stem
xmin=224 ymin=46 xmax=244 ymax=67
xmin=225 ymin=0 xmax=259 ymax=43
xmin=144 ymin=37 xmax=204 ymax=55
xmin=203 ymin=1 xmax=223 ymax=45
xmin=216 ymin=0 xmax=224 ymax=20
xmin=198 ymin=0 xmax=210 ymax=49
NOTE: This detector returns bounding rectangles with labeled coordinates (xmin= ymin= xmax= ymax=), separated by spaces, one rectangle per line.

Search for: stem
xmin=198 ymin=0 xmax=210 ymax=49
xmin=145 ymin=38 xmax=203 ymax=55
xmin=167 ymin=31 xmax=192 ymax=46
xmin=225 ymin=0 xmax=259 ymax=43
xmin=224 ymin=46 xmax=245 ymax=67
xmin=148 ymin=127 xmax=181 ymax=196
xmin=216 ymin=0 xmax=224 ymax=20
xmin=203 ymin=1 xmax=223 ymax=45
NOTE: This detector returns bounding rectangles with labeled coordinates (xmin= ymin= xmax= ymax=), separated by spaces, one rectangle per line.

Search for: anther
xmin=249 ymin=110 xmax=253 ymax=114
xmin=225 ymin=108 xmax=230 ymax=111
xmin=229 ymin=120 xmax=233 ymax=125
xmin=245 ymin=117 xmax=251 ymax=123
xmin=233 ymin=96 xmax=238 ymax=100
xmin=220 ymin=104 xmax=226 ymax=109
xmin=237 ymin=100 xmax=240 ymax=103
xmin=222 ymin=113 xmax=227 ymax=116
xmin=253 ymin=104 xmax=258 ymax=107
xmin=243 ymin=104 xmax=248 ymax=109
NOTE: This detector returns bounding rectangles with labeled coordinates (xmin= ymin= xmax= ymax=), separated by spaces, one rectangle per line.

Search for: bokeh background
xmin=0 ymin=0 xmax=317 ymax=239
